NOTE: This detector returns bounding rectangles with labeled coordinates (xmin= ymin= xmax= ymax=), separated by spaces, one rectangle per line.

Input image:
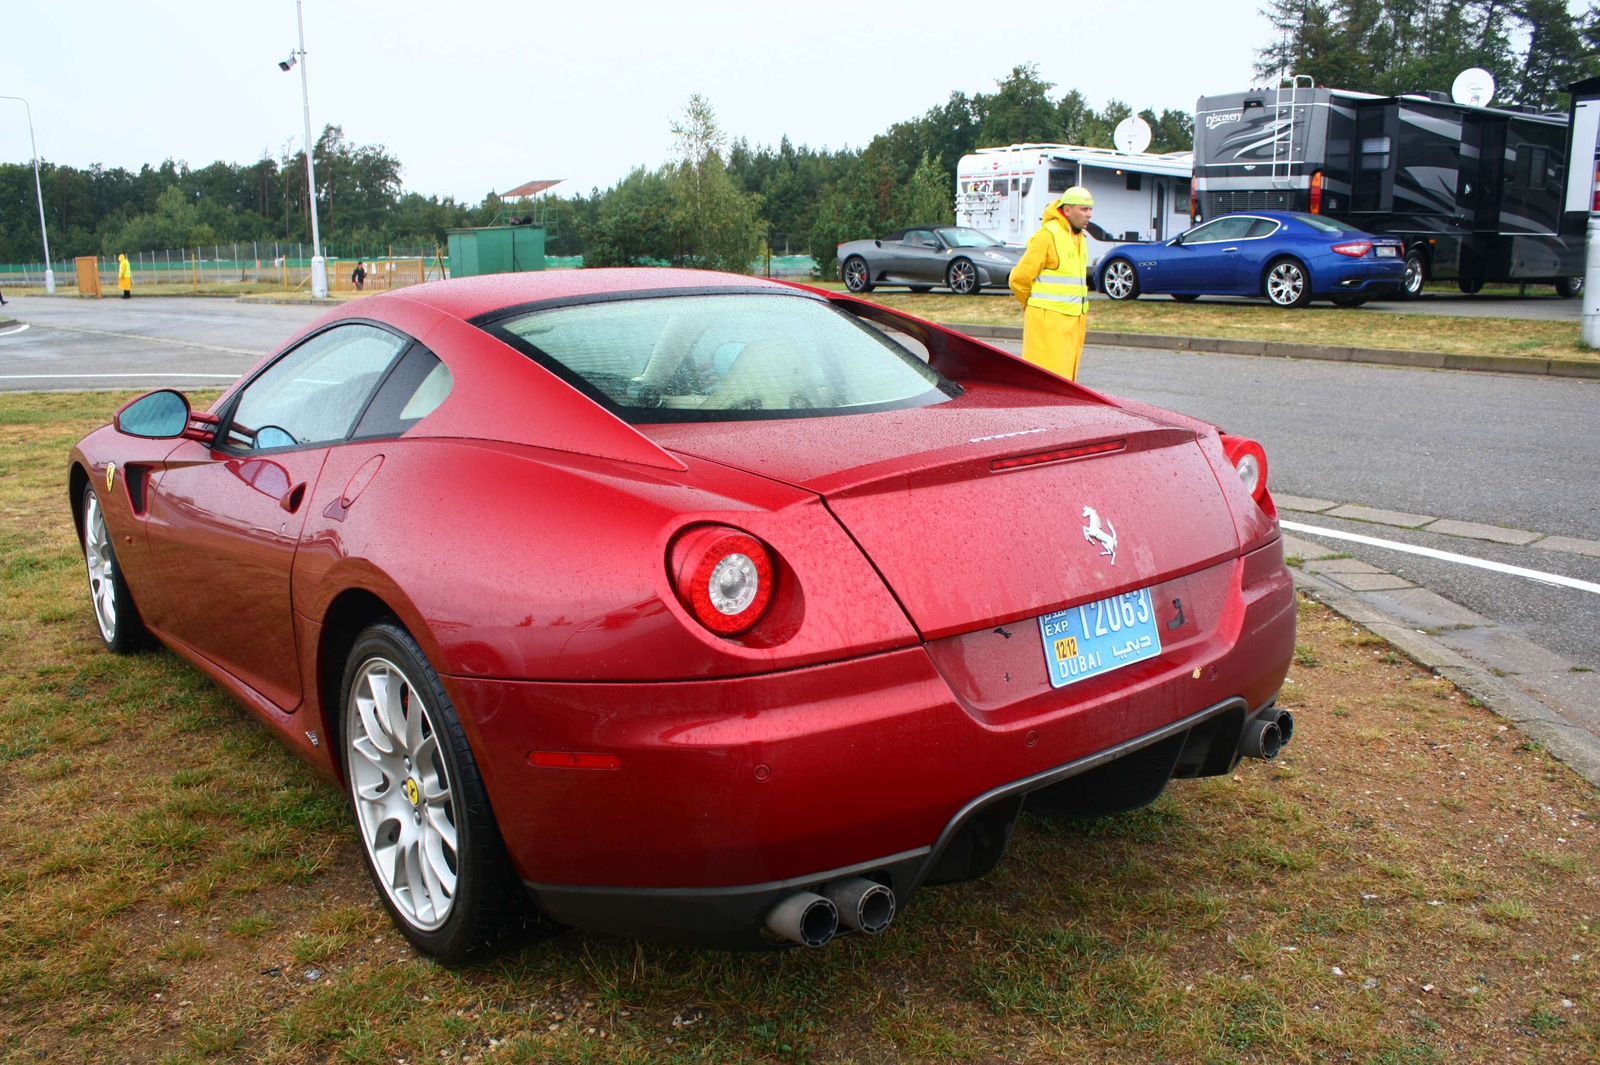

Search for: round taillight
xmin=1219 ymin=434 xmax=1269 ymax=503
xmin=670 ymin=526 xmax=775 ymax=636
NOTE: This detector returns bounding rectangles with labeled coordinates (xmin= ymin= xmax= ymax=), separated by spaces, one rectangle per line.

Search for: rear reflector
xmin=528 ymin=751 xmax=621 ymax=770
xmin=991 ymin=439 xmax=1124 ymax=472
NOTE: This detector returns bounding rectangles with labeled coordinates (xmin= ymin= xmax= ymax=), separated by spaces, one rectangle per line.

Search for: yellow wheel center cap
xmin=404 ymin=778 xmax=420 ymax=806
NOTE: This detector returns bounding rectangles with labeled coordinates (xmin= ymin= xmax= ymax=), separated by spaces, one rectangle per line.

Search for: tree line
xmin=1258 ymin=0 xmax=1599 ymax=111
xmin=0 ymin=65 xmax=1187 ymax=273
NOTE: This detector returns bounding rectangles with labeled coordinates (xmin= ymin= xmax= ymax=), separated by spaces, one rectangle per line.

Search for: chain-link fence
xmin=0 ymin=242 xmax=820 ymax=290
xmin=0 ymin=242 xmax=449 ymax=292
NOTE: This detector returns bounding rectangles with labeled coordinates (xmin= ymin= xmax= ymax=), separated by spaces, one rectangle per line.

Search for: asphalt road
xmin=0 ymin=294 xmax=320 ymax=391
xmin=1157 ymin=291 xmax=1581 ymax=320
xmin=3 ymin=294 xmax=1595 ymax=672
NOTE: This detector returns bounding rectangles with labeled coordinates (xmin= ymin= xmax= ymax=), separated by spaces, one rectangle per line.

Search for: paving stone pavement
xmin=1280 ymin=497 xmax=1600 ymax=559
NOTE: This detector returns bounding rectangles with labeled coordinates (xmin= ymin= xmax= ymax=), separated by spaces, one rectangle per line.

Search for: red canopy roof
xmin=502 ymin=179 xmax=563 ymax=198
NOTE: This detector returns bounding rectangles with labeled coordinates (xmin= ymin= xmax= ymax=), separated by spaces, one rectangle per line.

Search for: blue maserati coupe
xmin=1093 ymin=211 xmax=1405 ymax=308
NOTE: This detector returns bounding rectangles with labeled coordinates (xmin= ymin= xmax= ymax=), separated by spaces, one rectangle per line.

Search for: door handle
xmin=279 ymin=482 xmax=306 ymax=513
xmin=1222 ymin=247 xmax=1240 ymax=253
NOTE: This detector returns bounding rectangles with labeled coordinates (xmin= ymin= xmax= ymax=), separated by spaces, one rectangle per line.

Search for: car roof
xmin=386 ymin=267 xmax=799 ymax=322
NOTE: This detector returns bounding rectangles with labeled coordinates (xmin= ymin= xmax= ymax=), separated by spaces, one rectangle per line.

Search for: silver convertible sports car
xmin=837 ymin=226 xmax=1022 ymax=295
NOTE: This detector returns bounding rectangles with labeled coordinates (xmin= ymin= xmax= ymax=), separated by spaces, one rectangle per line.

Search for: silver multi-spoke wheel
xmin=1402 ymin=253 xmax=1425 ymax=298
xmin=83 ymin=491 xmax=117 ymax=643
xmin=348 ymin=656 xmax=458 ymax=931
xmin=947 ymin=259 xmax=978 ymax=294
xmin=1266 ymin=261 xmax=1307 ymax=307
xmin=1103 ymin=259 xmax=1137 ymax=300
xmin=843 ymin=257 xmax=871 ymax=293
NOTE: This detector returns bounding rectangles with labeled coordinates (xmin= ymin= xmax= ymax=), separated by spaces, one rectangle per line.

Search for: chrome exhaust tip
xmin=1238 ymin=716 xmax=1283 ymax=761
xmin=1274 ymin=708 xmax=1295 ymax=748
xmin=765 ymin=891 xmax=839 ymax=948
xmin=825 ymin=877 xmax=896 ymax=935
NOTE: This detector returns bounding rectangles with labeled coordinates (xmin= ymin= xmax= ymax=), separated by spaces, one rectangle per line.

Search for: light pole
xmin=280 ymin=0 xmax=326 ymax=298
xmin=0 ymin=95 xmax=55 ymax=293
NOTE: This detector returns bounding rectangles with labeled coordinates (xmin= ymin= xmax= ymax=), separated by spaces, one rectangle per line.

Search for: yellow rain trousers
xmin=117 ymin=255 xmax=132 ymax=293
xmin=1009 ymin=203 xmax=1088 ymax=380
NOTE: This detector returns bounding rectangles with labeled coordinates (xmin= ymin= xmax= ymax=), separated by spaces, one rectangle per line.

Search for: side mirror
xmin=114 ymin=389 xmax=190 ymax=438
xmin=923 ymin=240 xmax=942 ymax=250
xmin=1170 ymin=233 xmax=1184 ymax=246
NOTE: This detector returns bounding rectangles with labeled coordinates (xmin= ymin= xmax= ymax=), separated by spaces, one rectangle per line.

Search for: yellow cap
xmin=1061 ymin=186 xmax=1094 ymax=206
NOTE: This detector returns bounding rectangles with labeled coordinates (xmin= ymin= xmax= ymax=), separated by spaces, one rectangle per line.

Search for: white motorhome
xmin=956 ymin=144 xmax=1194 ymax=264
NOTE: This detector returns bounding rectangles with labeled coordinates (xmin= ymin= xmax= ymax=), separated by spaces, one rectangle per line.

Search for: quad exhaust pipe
xmin=1238 ymin=708 xmax=1295 ymax=761
xmin=766 ymin=878 xmax=896 ymax=947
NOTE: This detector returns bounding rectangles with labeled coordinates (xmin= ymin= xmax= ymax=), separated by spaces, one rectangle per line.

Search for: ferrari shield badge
xmin=105 ymin=462 xmax=116 ymax=492
xmin=1081 ymin=505 xmax=1117 ymax=565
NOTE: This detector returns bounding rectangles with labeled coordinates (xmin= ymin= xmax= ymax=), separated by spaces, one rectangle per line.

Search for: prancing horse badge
xmin=1081 ymin=505 xmax=1117 ymax=564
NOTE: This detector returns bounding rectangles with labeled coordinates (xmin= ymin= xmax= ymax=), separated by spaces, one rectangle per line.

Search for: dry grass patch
xmin=836 ymin=288 xmax=1597 ymax=362
xmin=1 ymin=391 xmax=1596 ymax=1063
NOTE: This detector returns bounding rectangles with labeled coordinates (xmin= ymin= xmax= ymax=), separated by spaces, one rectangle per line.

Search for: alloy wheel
xmin=1266 ymin=261 xmax=1306 ymax=306
xmin=1104 ymin=260 xmax=1136 ymax=300
xmin=1402 ymin=255 xmax=1424 ymax=297
xmin=947 ymin=260 xmax=977 ymax=295
xmin=347 ymin=656 xmax=459 ymax=931
xmin=83 ymin=492 xmax=116 ymax=643
xmin=843 ymin=258 xmax=869 ymax=293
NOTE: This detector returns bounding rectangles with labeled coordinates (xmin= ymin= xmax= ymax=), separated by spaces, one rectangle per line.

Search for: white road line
xmin=0 ymin=373 xmax=240 ymax=380
xmin=1281 ymin=519 xmax=1600 ymax=596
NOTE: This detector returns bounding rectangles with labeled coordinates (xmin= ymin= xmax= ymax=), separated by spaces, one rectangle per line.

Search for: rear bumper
xmin=1317 ymin=258 xmax=1405 ymax=295
xmin=446 ymin=539 xmax=1296 ymax=946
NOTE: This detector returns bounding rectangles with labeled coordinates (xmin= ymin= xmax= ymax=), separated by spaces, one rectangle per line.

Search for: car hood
xmin=641 ymin=384 xmax=1243 ymax=640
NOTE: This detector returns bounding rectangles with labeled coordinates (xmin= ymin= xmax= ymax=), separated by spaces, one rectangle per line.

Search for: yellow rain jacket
xmin=1009 ymin=200 xmax=1089 ymax=380
xmin=117 ymin=254 xmax=131 ymax=292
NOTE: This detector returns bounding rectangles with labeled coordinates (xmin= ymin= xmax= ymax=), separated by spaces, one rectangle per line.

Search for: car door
xmin=1161 ymin=216 xmax=1257 ymax=292
xmin=888 ymin=230 xmax=942 ymax=283
xmin=144 ymin=322 xmax=411 ymax=710
xmin=1233 ymin=217 xmax=1285 ymax=293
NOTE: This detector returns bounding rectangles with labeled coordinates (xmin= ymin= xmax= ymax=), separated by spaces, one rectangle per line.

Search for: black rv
xmin=1192 ymin=76 xmax=1592 ymax=298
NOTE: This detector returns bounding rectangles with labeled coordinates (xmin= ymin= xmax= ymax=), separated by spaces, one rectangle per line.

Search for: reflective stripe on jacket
xmin=1025 ymin=219 xmax=1087 ymax=317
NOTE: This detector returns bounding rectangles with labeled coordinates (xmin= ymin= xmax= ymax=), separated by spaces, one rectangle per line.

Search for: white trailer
xmin=956 ymin=144 xmax=1195 ymax=266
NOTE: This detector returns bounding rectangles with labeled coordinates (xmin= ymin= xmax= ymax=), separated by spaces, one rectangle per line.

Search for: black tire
xmin=907 ymin=285 xmax=933 ymax=294
xmin=1399 ymin=249 xmax=1426 ymax=299
xmin=1171 ymin=293 xmax=1200 ymax=303
xmin=1458 ymin=277 xmax=1485 ymax=295
xmin=946 ymin=258 xmax=979 ymax=295
xmin=1331 ymin=295 xmax=1370 ymax=308
xmin=1263 ymin=257 xmax=1314 ymax=308
xmin=340 ymin=619 xmax=538 ymax=963
xmin=1100 ymin=257 xmax=1140 ymax=300
xmin=842 ymin=256 xmax=873 ymax=294
xmin=1556 ymin=276 xmax=1584 ymax=298
xmin=80 ymin=483 xmax=149 ymax=653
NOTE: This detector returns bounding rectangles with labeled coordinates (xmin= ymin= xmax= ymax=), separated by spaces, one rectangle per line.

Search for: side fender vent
xmin=125 ymin=464 xmax=153 ymax=514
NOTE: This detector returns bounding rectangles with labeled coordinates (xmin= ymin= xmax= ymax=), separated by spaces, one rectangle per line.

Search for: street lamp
xmin=280 ymin=0 xmax=326 ymax=298
xmin=0 ymin=95 xmax=55 ymax=294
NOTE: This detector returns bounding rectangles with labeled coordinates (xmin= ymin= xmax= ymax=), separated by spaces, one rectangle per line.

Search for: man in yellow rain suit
xmin=1008 ymin=186 xmax=1093 ymax=379
xmin=117 ymin=254 xmax=132 ymax=299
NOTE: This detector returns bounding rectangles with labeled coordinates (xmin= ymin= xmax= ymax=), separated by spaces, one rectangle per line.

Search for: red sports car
xmin=69 ymin=269 xmax=1296 ymax=959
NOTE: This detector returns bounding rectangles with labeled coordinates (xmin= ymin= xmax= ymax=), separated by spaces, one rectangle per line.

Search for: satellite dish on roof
xmin=1114 ymin=115 xmax=1152 ymax=155
xmin=1451 ymin=68 xmax=1496 ymax=107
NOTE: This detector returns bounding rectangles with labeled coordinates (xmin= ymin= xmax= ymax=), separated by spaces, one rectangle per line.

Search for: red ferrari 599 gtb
xmin=70 ymin=269 xmax=1296 ymax=959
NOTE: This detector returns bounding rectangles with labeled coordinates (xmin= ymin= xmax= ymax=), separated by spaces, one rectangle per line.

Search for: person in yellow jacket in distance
xmin=1008 ymin=186 xmax=1093 ymax=379
xmin=117 ymin=253 xmax=132 ymax=299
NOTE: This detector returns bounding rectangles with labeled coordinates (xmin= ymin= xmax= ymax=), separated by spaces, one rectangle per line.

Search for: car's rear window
xmin=488 ymin=293 xmax=956 ymax=422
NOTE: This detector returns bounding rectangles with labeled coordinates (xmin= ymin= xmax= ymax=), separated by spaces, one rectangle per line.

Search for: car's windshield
xmin=1290 ymin=213 xmax=1365 ymax=234
xmin=937 ymin=227 xmax=1003 ymax=248
xmin=490 ymin=293 xmax=955 ymax=422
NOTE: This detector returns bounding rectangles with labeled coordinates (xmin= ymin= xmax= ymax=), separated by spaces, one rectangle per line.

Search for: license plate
xmin=1376 ymin=245 xmax=1399 ymax=258
xmin=1038 ymin=588 xmax=1163 ymax=689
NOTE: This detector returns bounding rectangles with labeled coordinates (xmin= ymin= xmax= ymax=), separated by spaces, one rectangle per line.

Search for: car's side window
xmin=227 ymin=323 xmax=409 ymax=450
xmin=903 ymin=230 xmax=933 ymax=247
xmin=1246 ymin=218 xmax=1280 ymax=238
xmin=352 ymin=346 xmax=454 ymax=440
xmin=1182 ymin=219 xmax=1225 ymax=243
xmin=1190 ymin=217 xmax=1254 ymax=242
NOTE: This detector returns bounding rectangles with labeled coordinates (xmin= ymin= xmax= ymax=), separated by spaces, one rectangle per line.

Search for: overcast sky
xmin=4 ymin=1 xmax=1276 ymax=201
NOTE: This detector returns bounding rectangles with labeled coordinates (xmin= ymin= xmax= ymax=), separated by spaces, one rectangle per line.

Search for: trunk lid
xmin=642 ymin=384 xmax=1242 ymax=640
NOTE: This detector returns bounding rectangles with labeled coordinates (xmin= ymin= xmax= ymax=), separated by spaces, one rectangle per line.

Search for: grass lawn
xmin=2 ymin=390 xmax=1597 ymax=1063
xmin=817 ymin=286 xmax=1597 ymax=363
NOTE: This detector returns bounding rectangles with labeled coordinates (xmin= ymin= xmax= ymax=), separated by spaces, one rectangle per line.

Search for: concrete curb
xmin=236 ymin=297 xmax=346 ymax=306
xmin=943 ymin=322 xmax=1600 ymax=380
xmin=1293 ymin=568 xmax=1600 ymax=789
